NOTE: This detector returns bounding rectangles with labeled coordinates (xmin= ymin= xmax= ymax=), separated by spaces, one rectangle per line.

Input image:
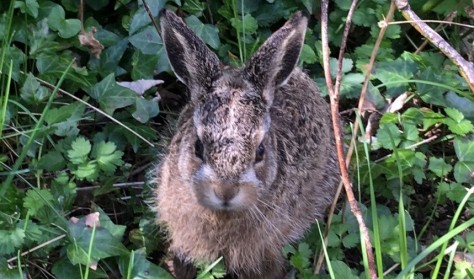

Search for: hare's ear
xmin=244 ymin=11 xmax=308 ymax=102
xmin=159 ymin=10 xmax=220 ymax=98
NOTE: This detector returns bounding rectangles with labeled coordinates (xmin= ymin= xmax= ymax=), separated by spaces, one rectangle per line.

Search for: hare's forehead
xmin=193 ymin=85 xmax=267 ymax=143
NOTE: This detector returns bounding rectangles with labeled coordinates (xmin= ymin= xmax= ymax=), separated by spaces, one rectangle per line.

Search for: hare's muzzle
xmin=212 ymin=180 xmax=240 ymax=205
xmin=192 ymin=167 xmax=259 ymax=211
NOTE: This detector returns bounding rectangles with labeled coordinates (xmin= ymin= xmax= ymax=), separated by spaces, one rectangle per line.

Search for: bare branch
xmin=320 ymin=1 xmax=377 ymax=278
xmin=394 ymin=0 xmax=474 ymax=92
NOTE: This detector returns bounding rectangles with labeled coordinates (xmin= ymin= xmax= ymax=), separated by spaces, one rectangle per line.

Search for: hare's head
xmin=159 ymin=10 xmax=308 ymax=211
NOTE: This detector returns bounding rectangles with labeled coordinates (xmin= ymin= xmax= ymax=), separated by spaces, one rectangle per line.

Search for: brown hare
xmin=154 ymin=9 xmax=340 ymax=279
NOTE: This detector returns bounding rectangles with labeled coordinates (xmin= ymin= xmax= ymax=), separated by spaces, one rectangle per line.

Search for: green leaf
xmin=185 ymin=16 xmax=221 ymax=49
xmin=67 ymin=215 xmax=129 ymax=266
xmin=445 ymin=91 xmax=474 ymax=118
xmin=68 ymin=137 xmax=92 ymax=165
xmin=91 ymin=141 xmax=124 ymax=174
xmin=88 ymin=74 xmax=137 ymax=115
xmin=329 ymin=57 xmax=353 ymax=77
xmin=453 ymin=136 xmax=474 ymax=184
xmin=16 ymin=0 xmax=39 ymax=17
xmin=44 ymin=102 xmax=86 ymax=137
xmin=38 ymin=150 xmax=66 ymax=172
xmin=300 ymin=44 xmax=317 ymax=65
xmin=20 ymin=73 xmax=50 ymax=104
xmin=339 ymin=73 xmax=364 ymax=98
xmin=331 ymin=260 xmax=359 ymax=279
xmin=129 ymin=26 xmax=163 ymax=54
xmin=47 ymin=5 xmax=81 ymax=38
xmin=131 ymin=50 xmax=159 ymax=80
xmin=0 ymin=227 xmax=25 ymax=255
xmin=374 ymin=55 xmax=417 ymax=97
xmin=73 ymin=161 xmax=99 ymax=181
xmin=119 ymin=249 xmax=173 ymax=279
xmin=23 ymin=189 xmax=54 ymax=216
xmin=437 ymin=182 xmax=467 ymax=203
xmin=416 ymin=67 xmax=447 ymax=106
xmin=444 ymin=108 xmax=474 ymax=136
xmin=428 ymin=157 xmax=452 ymax=177
xmin=183 ymin=0 xmax=206 ymax=16
xmin=230 ymin=14 xmax=258 ymax=34
xmin=375 ymin=123 xmax=401 ymax=150
xmin=133 ymin=98 xmax=159 ymax=123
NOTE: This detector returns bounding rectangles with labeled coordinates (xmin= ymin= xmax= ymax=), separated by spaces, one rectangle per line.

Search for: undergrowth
xmin=1 ymin=0 xmax=474 ymax=278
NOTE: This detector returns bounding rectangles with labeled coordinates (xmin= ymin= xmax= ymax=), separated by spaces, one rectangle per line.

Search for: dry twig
xmin=394 ymin=0 xmax=474 ymax=92
xmin=320 ymin=0 xmax=377 ymax=278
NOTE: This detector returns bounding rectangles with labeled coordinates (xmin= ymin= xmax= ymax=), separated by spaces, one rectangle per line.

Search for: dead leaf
xmin=89 ymin=261 xmax=98 ymax=270
xmin=85 ymin=212 xmax=100 ymax=228
xmin=386 ymin=92 xmax=408 ymax=113
xmin=78 ymin=27 xmax=104 ymax=59
xmin=117 ymin=79 xmax=164 ymax=96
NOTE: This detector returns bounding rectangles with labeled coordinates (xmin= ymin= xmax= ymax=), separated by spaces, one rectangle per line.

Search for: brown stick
xmin=394 ymin=0 xmax=474 ymax=92
xmin=320 ymin=1 xmax=377 ymax=278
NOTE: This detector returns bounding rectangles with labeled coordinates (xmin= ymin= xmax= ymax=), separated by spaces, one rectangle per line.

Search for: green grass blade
xmin=397 ymin=217 xmax=474 ymax=279
xmin=431 ymin=186 xmax=474 ymax=278
xmin=355 ymin=112 xmax=384 ymax=278
xmin=0 ymin=59 xmax=75 ymax=198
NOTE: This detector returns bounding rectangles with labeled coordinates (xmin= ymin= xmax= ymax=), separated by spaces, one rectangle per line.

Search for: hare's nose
xmin=213 ymin=181 xmax=239 ymax=203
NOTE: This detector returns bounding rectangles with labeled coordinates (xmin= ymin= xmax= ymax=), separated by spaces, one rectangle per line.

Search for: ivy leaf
xmin=0 ymin=227 xmax=25 ymax=255
xmin=20 ymin=73 xmax=50 ymax=104
xmin=185 ymin=16 xmax=221 ymax=49
xmin=429 ymin=157 xmax=452 ymax=177
xmin=47 ymin=5 xmax=81 ymax=38
xmin=23 ymin=189 xmax=54 ymax=216
xmin=129 ymin=26 xmax=162 ymax=54
xmin=67 ymin=215 xmax=129 ymax=266
xmin=68 ymin=137 xmax=92 ymax=165
xmin=131 ymin=50 xmax=159 ymax=80
xmin=183 ymin=0 xmax=206 ymax=16
xmin=45 ymin=102 xmax=85 ymax=137
xmin=133 ymin=98 xmax=159 ymax=123
xmin=88 ymin=74 xmax=137 ymax=115
xmin=91 ymin=141 xmax=124 ymax=174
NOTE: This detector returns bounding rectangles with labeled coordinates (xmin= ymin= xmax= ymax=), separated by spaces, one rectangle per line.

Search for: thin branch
xmin=7 ymin=234 xmax=67 ymax=265
xmin=320 ymin=1 xmax=377 ymax=278
xmin=141 ymin=0 xmax=161 ymax=35
xmin=394 ymin=0 xmax=474 ymax=92
xmin=345 ymin=2 xmax=396 ymax=167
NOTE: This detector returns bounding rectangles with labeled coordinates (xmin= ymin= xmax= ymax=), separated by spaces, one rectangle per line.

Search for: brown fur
xmin=154 ymin=10 xmax=340 ymax=279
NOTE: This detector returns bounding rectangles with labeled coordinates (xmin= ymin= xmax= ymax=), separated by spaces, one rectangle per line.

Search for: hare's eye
xmin=255 ymin=144 xmax=265 ymax=163
xmin=195 ymin=139 xmax=204 ymax=160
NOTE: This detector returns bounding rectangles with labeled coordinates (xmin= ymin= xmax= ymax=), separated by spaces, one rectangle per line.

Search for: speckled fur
xmin=155 ymin=10 xmax=340 ymax=279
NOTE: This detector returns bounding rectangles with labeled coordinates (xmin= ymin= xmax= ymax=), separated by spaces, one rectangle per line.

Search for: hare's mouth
xmin=192 ymin=164 xmax=260 ymax=211
xmin=194 ymin=182 xmax=258 ymax=211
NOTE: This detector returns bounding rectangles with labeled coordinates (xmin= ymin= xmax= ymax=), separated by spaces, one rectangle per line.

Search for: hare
xmin=154 ymin=9 xmax=340 ymax=279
